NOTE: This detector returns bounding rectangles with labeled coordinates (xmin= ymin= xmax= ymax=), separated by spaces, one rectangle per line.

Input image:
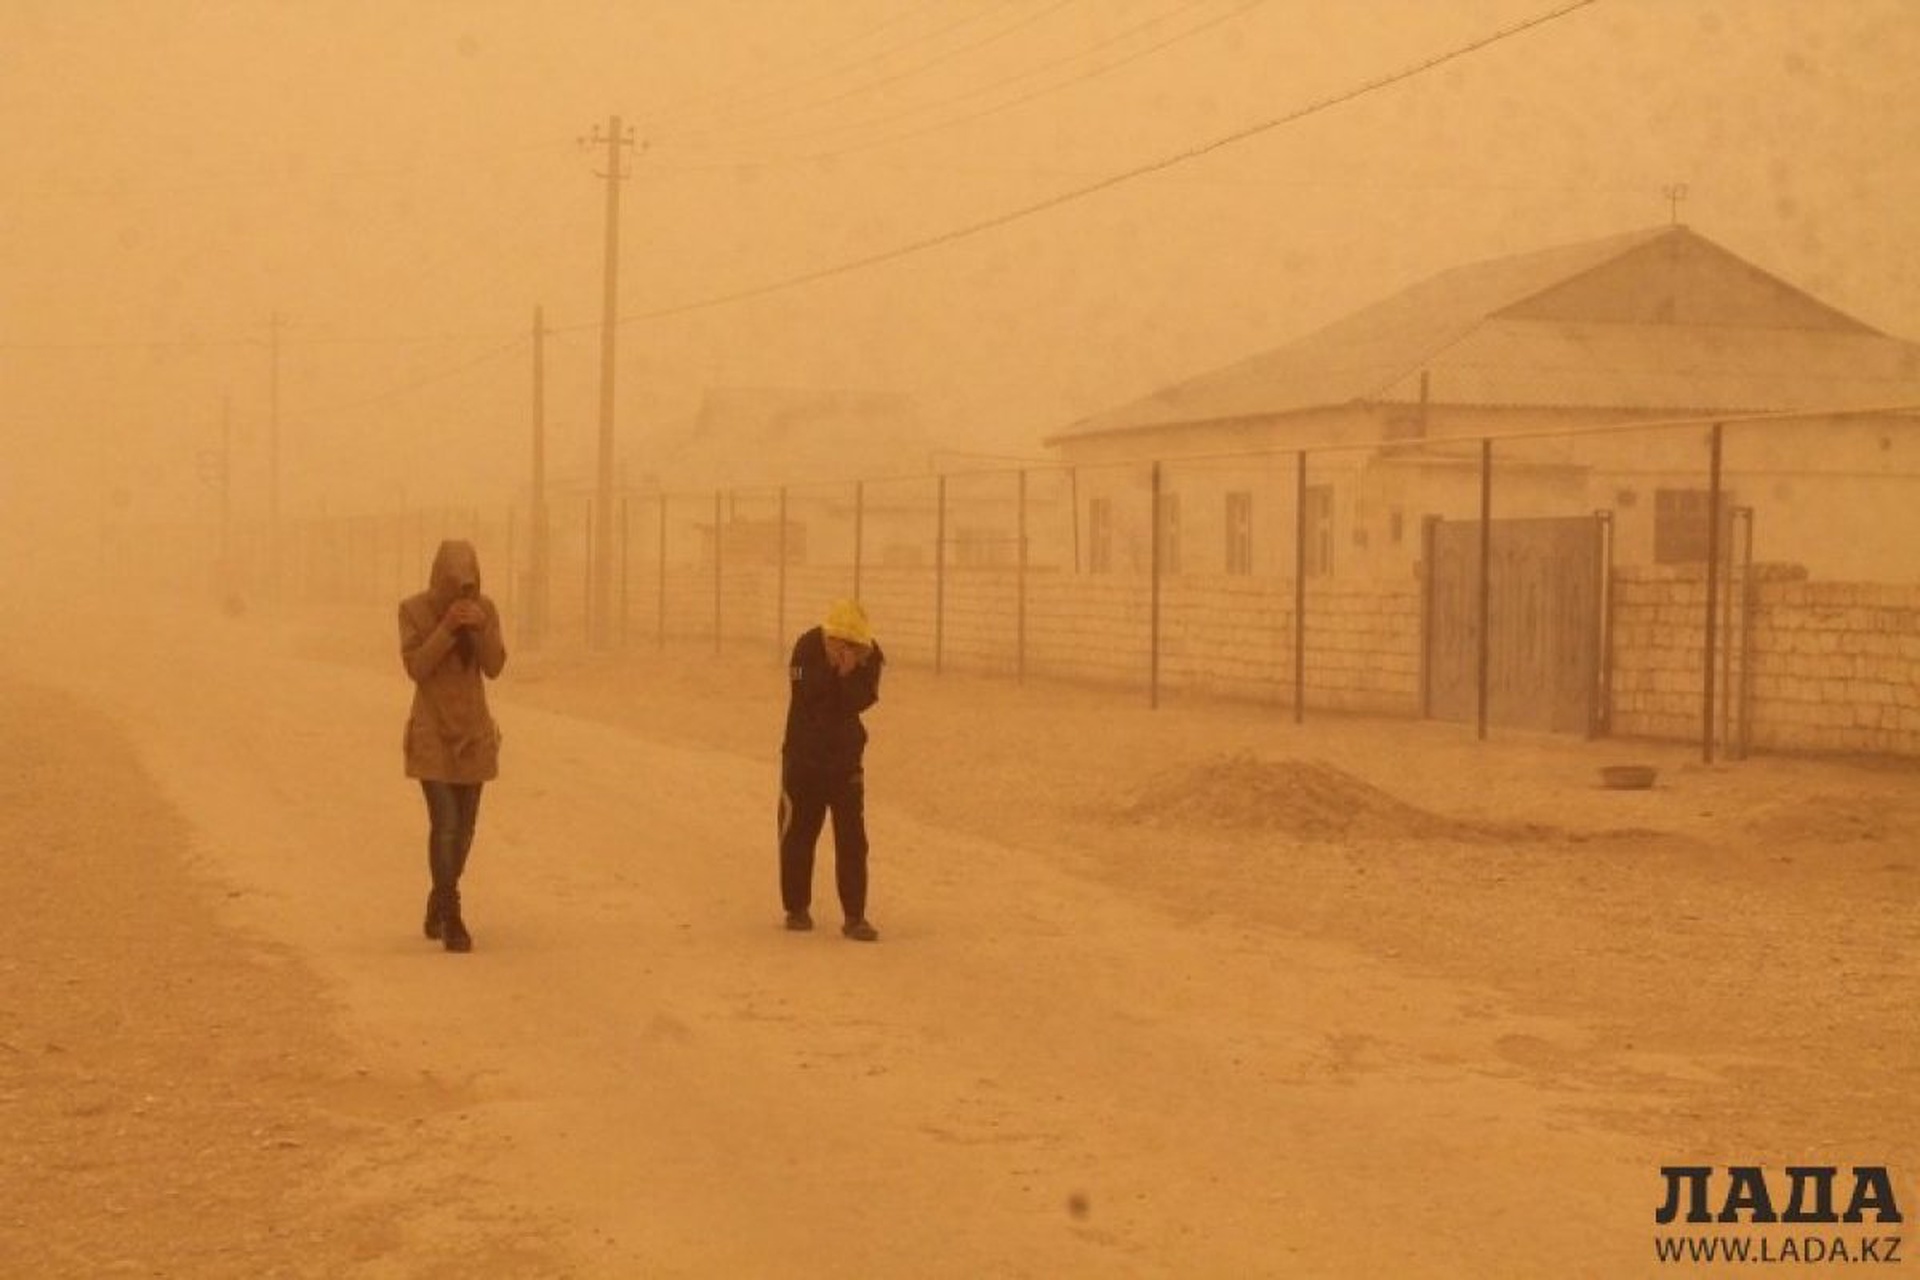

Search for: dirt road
xmin=4 ymin=594 xmax=1913 ymax=1277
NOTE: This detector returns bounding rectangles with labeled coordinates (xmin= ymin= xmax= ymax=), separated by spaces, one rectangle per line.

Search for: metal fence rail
xmin=110 ymin=405 xmax=1920 ymax=758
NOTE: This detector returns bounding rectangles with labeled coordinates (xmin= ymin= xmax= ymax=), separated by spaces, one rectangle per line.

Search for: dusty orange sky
xmin=4 ymin=0 xmax=1916 ymax=544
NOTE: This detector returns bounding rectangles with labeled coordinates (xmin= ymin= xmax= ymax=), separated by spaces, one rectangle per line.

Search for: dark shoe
xmin=784 ymin=911 xmax=813 ymax=932
xmin=841 ymin=919 xmax=879 ymax=943
xmin=423 ymin=891 xmax=444 ymax=941
xmin=442 ymin=912 xmax=473 ymax=953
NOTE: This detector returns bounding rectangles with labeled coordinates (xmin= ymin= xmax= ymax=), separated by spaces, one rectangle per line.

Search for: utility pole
xmin=584 ymin=115 xmax=636 ymax=648
xmin=221 ymin=393 xmax=234 ymax=589
xmin=195 ymin=396 xmax=235 ymax=607
xmin=268 ymin=310 xmax=283 ymax=609
xmin=529 ymin=304 xmax=549 ymax=647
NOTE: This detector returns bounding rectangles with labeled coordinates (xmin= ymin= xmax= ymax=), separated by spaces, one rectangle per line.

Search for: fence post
xmin=935 ymin=473 xmax=947 ymax=675
xmin=528 ymin=497 xmax=549 ymax=650
xmin=1419 ymin=514 xmax=1438 ymax=720
xmin=853 ymin=479 xmax=865 ymax=600
xmin=1701 ymin=422 xmax=1724 ymax=764
xmin=1293 ymin=450 xmax=1307 ymax=724
xmin=619 ymin=496 xmax=631 ymax=648
xmin=777 ymin=485 xmax=788 ymax=656
xmin=1016 ymin=469 xmax=1028 ymax=684
xmin=1588 ymin=510 xmax=1613 ymax=739
xmin=1069 ymin=466 xmax=1081 ymax=574
xmin=1149 ymin=460 xmax=1162 ymax=709
xmin=1734 ymin=505 xmax=1756 ymax=761
xmin=1719 ymin=504 xmax=1741 ymax=756
xmin=505 ymin=506 xmax=518 ymax=622
xmin=1477 ymin=438 xmax=1492 ymax=742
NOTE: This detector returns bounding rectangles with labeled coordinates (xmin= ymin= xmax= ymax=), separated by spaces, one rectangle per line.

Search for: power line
xmin=571 ymin=0 xmax=1600 ymax=330
xmin=653 ymin=0 xmax=1085 ymax=150
xmin=16 ymin=3 xmax=1602 ymax=405
xmin=0 ymin=334 xmax=264 ymax=353
xmin=274 ymin=326 xmax=544 ymax=349
xmin=754 ymin=158 xmax=1655 ymax=195
xmin=332 ymin=172 xmax=589 ymax=324
xmin=649 ymin=0 xmax=1259 ymax=166
xmin=282 ymin=336 xmax=529 ymax=422
xmin=13 ymin=135 xmax=577 ymax=203
xmin=644 ymin=0 xmax=1028 ymax=136
xmin=0 ymin=325 xmax=528 ymax=353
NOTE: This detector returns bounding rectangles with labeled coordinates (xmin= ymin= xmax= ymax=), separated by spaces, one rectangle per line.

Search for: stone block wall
xmin=1610 ymin=565 xmax=1920 ymax=755
xmin=833 ymin=568 xmax=1420 ymax=711
xmin=575 ymin=552 xmax=1920 ymax=758
xmin=1743 ymin=578 xmax=1920 ymax=754
xmin=1608 ymin=567 xmax=1715 ymax=743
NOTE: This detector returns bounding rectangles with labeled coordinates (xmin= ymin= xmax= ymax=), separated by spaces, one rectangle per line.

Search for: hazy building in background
xmin=1047 ymin=225 xmax=1920 ymax=582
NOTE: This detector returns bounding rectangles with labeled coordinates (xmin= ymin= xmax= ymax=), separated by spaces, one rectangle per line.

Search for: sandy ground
xmin=2 ymin=591 xmax=1914 ymax=1278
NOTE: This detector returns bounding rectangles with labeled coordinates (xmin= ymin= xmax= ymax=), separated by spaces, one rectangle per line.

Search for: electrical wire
xmin=562 ymin=0 xmax=1601 ymax=331
xmin=653 ymin=0 xmax=1085 ymax=149
xmin=282 ymin=336 xmax=529 ymax=422
xmin=14 ymin=135 xmax=578 ymax=203
xmin=2 ymin=324 xmax=526 ymax=353
xmin=13 ymin=2 xmax=1600 ymax=400
xmin=644 ymin=0 xmax=1027 ymax=136
xmin=648 ymin=0 xmax=1259 ymax=166
xmin=0 ymin=334 xmax=264 ymax=353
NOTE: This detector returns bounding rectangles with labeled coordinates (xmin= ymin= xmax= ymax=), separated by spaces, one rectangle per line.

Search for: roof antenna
xmin=1662 ymin=182 xmax=1689 ymax=226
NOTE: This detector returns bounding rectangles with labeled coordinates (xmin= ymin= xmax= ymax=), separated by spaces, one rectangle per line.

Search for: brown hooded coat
xmin=400 ymin=540 xmax=506 ymax=782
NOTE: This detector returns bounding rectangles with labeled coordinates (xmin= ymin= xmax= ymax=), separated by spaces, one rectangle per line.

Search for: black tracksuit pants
xmin=778 ymin=760 xmax=867 ymax=922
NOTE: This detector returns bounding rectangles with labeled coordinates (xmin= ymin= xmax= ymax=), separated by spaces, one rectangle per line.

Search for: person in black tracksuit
xmin=779 ymin=600 xmax=884 ymax=942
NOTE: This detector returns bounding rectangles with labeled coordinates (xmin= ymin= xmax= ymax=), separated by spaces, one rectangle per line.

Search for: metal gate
xmin=1423 ymin=515 xmax=1606 ymax=735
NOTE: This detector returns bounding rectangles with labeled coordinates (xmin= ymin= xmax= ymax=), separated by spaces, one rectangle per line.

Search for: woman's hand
xmin=445 ymin=599 xmax=486 ymax=631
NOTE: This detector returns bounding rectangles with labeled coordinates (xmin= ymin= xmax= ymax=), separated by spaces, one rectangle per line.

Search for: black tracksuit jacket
xmin=781 ymin=626 xmax=883 ymax=777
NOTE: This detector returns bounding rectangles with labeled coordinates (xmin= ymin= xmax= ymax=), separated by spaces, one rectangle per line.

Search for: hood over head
xmin=427 ymin=539 xmax=483 ymax=606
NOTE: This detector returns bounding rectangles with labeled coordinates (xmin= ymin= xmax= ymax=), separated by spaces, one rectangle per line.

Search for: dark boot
xmin=423 ymin=889 xmax=445 ymax=941
xmin=441 ymin=890 xmax=472 ymax=953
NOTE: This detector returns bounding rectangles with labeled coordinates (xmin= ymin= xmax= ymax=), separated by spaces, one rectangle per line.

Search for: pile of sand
xmin=1117 ymin=751 xmax=1507 ymax=842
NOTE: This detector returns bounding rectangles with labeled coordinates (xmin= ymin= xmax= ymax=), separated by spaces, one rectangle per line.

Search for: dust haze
xmin=5 ymin=2 xmax=1916 ymax=557
xmin=2 ymin=3 xmax=1916 ymax=1276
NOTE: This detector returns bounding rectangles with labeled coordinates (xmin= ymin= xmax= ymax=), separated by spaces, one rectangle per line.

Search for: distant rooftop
xmin=1050 ymin=226 xmax=1920 ymax=444
xmin=648 ymin=385 xmax=931 ymax=490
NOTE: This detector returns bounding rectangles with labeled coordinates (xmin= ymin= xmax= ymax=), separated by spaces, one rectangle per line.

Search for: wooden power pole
xmin=268 ymin=310 xmax=282 ymax=608
xmin=584 ymin=115 xmax=635 ymax=648
xmin=529 ymin=304 xmax=549 ymax=646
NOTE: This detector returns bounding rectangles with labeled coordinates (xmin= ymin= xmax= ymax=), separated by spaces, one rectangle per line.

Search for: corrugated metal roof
xmin=1052 ymin=226 xmax=1920 ymax=441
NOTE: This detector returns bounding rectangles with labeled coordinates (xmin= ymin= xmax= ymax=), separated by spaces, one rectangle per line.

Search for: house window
xmin=1653 ymin=488 xmax=1732 ymax=564
xmin=1088 ymin=497 xmax=1113 ymax=574
xmin=1158 ymin=492 xmax=1182 ymax=575
xmin=1224 ymin=491 xmax=1253 ymax=575
xmin=1303 ymin=484 xmax=1334 ymax=577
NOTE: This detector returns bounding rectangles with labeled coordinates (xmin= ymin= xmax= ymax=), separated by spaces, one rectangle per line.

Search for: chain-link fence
xmin=108 ymin=406 xmax=1920 ymax=757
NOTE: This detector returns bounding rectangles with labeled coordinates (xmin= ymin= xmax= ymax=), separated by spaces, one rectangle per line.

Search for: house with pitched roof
xmin=1045 ymin=226 xmax=1920 ymax=582
xmin=649 ymin=386 xmax=932 ymax=491
xmin=634 ymin=385 xmax=932 ymax=568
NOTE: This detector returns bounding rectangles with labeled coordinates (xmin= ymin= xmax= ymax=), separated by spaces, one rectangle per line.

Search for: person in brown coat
xmin=400 ymin=539 xmax=506 ymax=952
